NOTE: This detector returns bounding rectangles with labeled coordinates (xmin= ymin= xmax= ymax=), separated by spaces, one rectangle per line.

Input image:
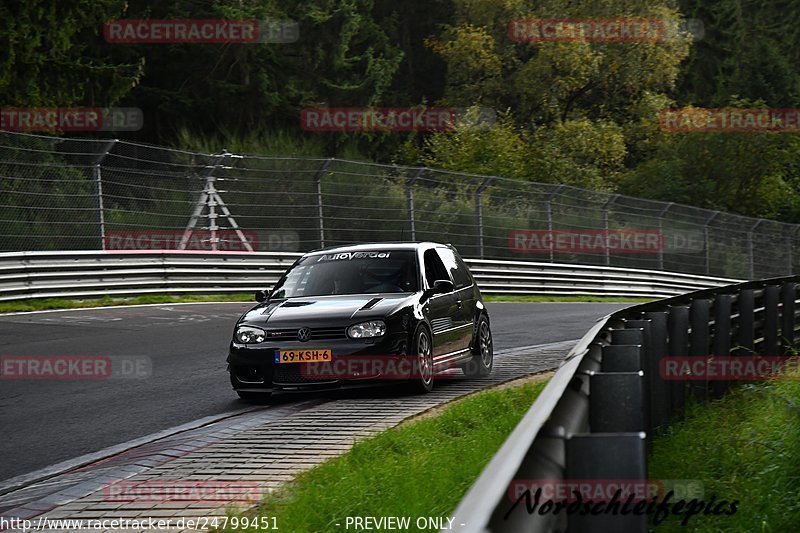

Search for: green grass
xmin=649 ymin=379 xmax=800 ymax=531
xmin=222 ymin=378 xmax=549 ymax=532
xmin=0 ymin=293 xmax=646 ymax=313
xmin=0 ymin=293 xmax=252 ymax=313
xmin=482 ymin=294 xmax=652 ymax=303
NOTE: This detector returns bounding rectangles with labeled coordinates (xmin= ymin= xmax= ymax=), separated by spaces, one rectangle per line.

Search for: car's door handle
xmin=456 ymin=299 xmax=463 ymax=308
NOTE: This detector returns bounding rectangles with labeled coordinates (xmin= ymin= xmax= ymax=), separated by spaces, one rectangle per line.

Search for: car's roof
xmin=304 ymin=242 xmax=447 ymax=256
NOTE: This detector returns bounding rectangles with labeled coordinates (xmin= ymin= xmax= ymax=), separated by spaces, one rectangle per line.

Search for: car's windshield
xmin=270 ymin=250 xmax=418 ymax=298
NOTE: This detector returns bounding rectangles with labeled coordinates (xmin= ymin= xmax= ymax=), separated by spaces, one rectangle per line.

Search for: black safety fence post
xmin=601 ymin=345 xmax=643 ymax=373
xmin=667 ymin=305 xmax=690 ymax=418
xmin=711 ymin=294 xmax=732 ymax=397
xmin=606 ymin=329 xmax=643 ymax=372
xmin=610 ymin=328 xmax=643 ymax=348
xmin=763 ymin=285 xmax=780 ymax=356
xmin=735 ymin=289 xmax=755 ymax=390
xmin=643 ymin=311 xmax=670 ymax=427
xmin=625 ymin=319 xmax=657 ymax=432
xmin=780 ymin=282 xmax=797 ymax=354
xmin=689 ymin=299 xmax=711 ymax=402
xmin=736 ymin=290 xmax=755 ymax=356
xmin=565 ymin=433 xmax=648 ymax=533
xmin=590 ymin=371 xmax=645 ymax=432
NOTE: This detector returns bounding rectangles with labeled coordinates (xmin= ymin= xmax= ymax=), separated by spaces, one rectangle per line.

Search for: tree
xmin=0 ymin=0 xmax=143 ymax=107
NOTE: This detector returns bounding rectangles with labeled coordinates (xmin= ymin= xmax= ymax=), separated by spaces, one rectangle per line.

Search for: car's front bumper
xmin=227 ymin=331 xmax=411 ymax=391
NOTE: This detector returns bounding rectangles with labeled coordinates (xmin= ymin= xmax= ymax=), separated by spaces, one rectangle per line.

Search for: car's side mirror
xmin=255 ymin=290 xmax=270 ymax=302
xmin=433 ymin=279 xmax=454 ymax=294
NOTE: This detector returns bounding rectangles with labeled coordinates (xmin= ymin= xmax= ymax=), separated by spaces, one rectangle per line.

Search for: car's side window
xmin=436 ymin=248 xmax=472 ymax=289
xmin=454 ymin=255 xmax=474 ymax=288
xmin=423 ymin=249 xmax=450 ymax=288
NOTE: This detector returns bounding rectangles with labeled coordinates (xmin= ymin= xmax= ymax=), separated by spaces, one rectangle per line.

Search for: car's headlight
xmin=235 ymin=325 xmax=266 ymax=344
xmin=348 ymin=320 xmax=386 ymax=339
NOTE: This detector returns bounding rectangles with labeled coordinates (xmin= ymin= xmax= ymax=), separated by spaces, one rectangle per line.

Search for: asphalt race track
xmin=0 ymin=301 xmax=628 ymax=481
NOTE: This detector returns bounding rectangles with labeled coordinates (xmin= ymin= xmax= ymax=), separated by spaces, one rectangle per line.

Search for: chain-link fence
xmin=0 ymin=129 xmax=796 ymax=280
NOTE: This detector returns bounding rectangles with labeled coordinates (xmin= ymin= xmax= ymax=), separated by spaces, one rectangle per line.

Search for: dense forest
xmin=3 ymin=0 xmax=800 ymax=222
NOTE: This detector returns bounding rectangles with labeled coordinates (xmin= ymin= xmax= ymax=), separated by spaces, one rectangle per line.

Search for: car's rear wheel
xmin=408 ymin=326 xmax=434 ymax=393
xmin=463 ymin=315 xmax=493 ymax=377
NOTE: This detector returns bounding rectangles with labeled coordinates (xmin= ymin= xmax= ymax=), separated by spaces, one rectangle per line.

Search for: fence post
xmin=703 ymin=212 xmax=720 ymax=275
xmin=657 ymin=202 xmax=673 ymax=271
xmin=748 ymin=220 xmax=763 ymax=279
xmin=406 ymin=168 xmax=425 ymax=241
xmin=689 ymin=298 xmax=711 ymax=401
xmin=667 ymin=305 xmax=690 ymax=417
xmin=763 ymin=285 xmax=780 ymax=356
xmin=711 ymin=294 xmax=732 ymax=397
xmin=780 ymin=281 xmax=796 ymax=353
xmin=545 ymin=185 xmax=563 ymax=263
xmin=601 ymin=194 xmax=619 ymax=266
xmin=314 ymin=159 xmax=333 ymax=248
xmin=791 ymin=226 xmax=800 ymax=274
xmin=565 ymin=433 xmax=648 ymax=532
xmin=475 ymin=177 xmax=494 ymax=259
xmin=93 ymin=139 xmax=117 ymax=250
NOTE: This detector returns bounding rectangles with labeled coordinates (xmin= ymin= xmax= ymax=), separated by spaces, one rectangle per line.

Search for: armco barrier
xmin=449 ymin=276 xmax=800 ymax=532
xmin=0 ymin=250 xmax=740 ymax=302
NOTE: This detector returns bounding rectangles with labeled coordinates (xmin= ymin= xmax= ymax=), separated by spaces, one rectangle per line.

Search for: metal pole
xmin=475 ymin=178 xmax=494 ymax=259
xmin=601 ymin=194 xmax=619 ymax=266
xmin=703 ymin=212 xmax=720 ymax=275
xmin=406 ymin=168 xmax=425 ymax=241
xmin=314 ymin=159 xmax=333 ymax=248
xmin=748 ymin=219 xmax=763 ymax=279
xmin=656 ymin=202 xmax=673 ymax=271
xmin=93 ymin=140 xmax=117 ymax=251
xmin=545 ymin=185 xmax=563 ymax=263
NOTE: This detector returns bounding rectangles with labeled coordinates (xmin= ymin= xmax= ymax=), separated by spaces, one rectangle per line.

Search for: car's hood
xmin=239 ymin=293 xmax=416 ymax=327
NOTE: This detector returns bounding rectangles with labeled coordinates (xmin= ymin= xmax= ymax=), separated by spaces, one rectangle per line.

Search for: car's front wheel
xmin=462 ymin=315 xmax=493 ymax=377
xmin=408 ymin=326 xmax=434 ymax=393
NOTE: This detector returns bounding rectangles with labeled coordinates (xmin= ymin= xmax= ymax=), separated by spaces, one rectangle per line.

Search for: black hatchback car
xmin=227 ymin=242 xmax=493 ymax=401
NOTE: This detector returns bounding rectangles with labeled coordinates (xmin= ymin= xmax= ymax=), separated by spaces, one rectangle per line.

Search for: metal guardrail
xmin=450 ymin=275 xmax=800 ymax=532
xmin=0 ymin=251 xmax=740 ymax=302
